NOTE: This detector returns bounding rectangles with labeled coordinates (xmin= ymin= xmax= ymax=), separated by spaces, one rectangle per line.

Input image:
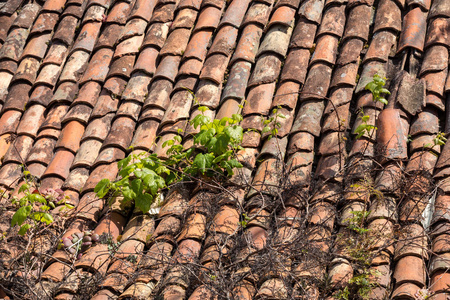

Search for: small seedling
xmin=365 ymin=74 xmax=390 ymax=105
xmin=10 ymin=171 xmax=73 ymax=235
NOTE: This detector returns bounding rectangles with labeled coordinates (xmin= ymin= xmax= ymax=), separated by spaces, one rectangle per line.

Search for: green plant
xmin=239 ymin=213 xmax=251 ymax=229
xmin=10 ymin=171 xmax=73 ymax=235
xmin=365 ymin=74 xmax=390 ymax=105
xmin=355 ymin=74 xmax=391 ymax=140
xmin=262 ymin=107 xmax=286 ymax=140
xmin=354 ymin=112 xmax=377 ymax=140
xmin=337 ymin=208 xmax=382 ymax=300
xmin=95 ymin=107 xmax=244 ymax=213
xmin=425 ymin=131 xmax=447 ymax=148
xmin=345 ymin=211 xmax=370 ymax=235
xmin=336 ymin=268 xmax=381 ymax=300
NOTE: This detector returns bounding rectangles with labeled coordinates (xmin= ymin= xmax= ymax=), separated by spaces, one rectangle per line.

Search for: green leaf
xmin=209 ymin=134 xmax=229 ymax=155
xmin=95 ymin=178 xmax=111 ymax=198
xmin=29 ymin=194 xmax=47 ymax=204
xmin=18 ymin=183 xmax=29 ymax=194
xmin=198 ymin=106 xmax=209 ymax=113
xmin=119 ymin=165 xmax=135 ymax=178
xmin=11 ymin=205 xmax=32 ymax=227
xmin=122 ymin=186 xmax=135 ymax=201
xmin=262 ymin=126 xmax=271 ymax=134
xmin=361 ymin=115 xmax=370 ymax=122
xmin=131 ymin=179 xmax=143 ymax=196
xmin=65 ymin=203 xmax=75 ymax=209
xmin=224 ymin=126 xmax=243 ymax=142
xmin=378 ymin=98 xmax=388 ymax=105
xmin=195 ymin=128 xmax=215 ymax=146
xmin=365 ymin=82 xmax=377 ymax=92
xmin=232 ymin=114 xmax=243 ymax=123
xmin=118 ymin=156 xmax=132 ymax=170
xmin=34 ymin=212 xmax=53 ymax=225
xmin=193 ymin=153 xmax=214 ymax=174
xmin=191 ymin=114 xmax=210 ymax=129
xmin=380 ymin=88 xmax=391 ymax=95
xmin=135 ymin=193 xmax=153 ymax=213
xmin=18 ymin=224 xmax=31 ymax=235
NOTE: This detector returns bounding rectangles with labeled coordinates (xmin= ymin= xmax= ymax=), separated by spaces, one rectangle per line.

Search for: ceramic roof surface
xmin=0 ymin=0 xmax=450 ymax=298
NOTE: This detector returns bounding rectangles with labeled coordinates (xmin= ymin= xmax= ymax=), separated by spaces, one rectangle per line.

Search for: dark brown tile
xmin=219 ymin=0 xmax=251 ymax=28
xmin=106 ymin=1 xmax=132 ymax=24
xmin=95 ymin=23 xmax=123 ymax=50
xmin=2 ymin=81 xmax=32 ymax=112
xmin=209 ymin=25 xmax=238 ymax=57
xmin=11 ymin=3 xmax=40 ymax=29
xmin=59 ymin=51 xmax=90 ymax=83
xmin=248 ymin=54 xmax=282 ymax=87
xmin=422 ymin=69 xmax=447 ymax=96
xmin=132 ymin=47 xmax=158 ymax=76
xmin=429 ymin=0 xmax=450 ymax=18
xmin=200 ymin=53 xmax=229 ymax=84
xmin=291 ymin=100 xmax=325 ymax=137
xmin=420 ymin=45 xmax=449 ymax=76
xmin=93 ymin=146 xmax=126 ymax=166
xmin=373 ymin=0 xmax=402 ymax=33
xmin=397 ymin=7 xmax=428 ymax=53
xmin=63 ymin=104 xmax=92 ymax=125
xmin=129 ymin=0 xmax=157 ymax=20
xmin=142 ymin=22 xmax=170 ymax=49
xmin=2 ymin=135 xmax=33 ymax=164
xmin=195 ymin=80 xmax=221 ymax=108
xmin=243 ymin=82 xmax=276 ymax=116
xmin=153 ymin=55 xmax=181 ymax=82
xmin=195 ymin=6 xmax=222 ymax=31
xmin=259 ymin=24 xmax=293 ymax=58
xmin=63 ymin=167 xmax=89 ymax=192
xmin=114 ymin=35 xmax=145 ymax=59
xmin=300 ymin=64 xmax=332 ymax=100
xmin=16 ymin=104 xmax=46 ymax=137
xmin=221 ymin=61 xmax=252 ymax=102
xmin=364 ymin=31 xmax=397 ymax=64
xmin=231 ymin=24 xmax=263 ymax=64
xmin=177 ymin=58 xmax=203 ymax=77
xmin=317 ymin=5 xmax=345 ymax=37
xmin=107 ymin=55 xmax=135 ymax=79
xmin=343 ymin=4 xmax=372 ymax=41
xmin=31 ymin=12 xmax=59 ymax=35
xmin=121 ymin=72 xmax=151 ymax=103
xmin=409 ymin=108 xmax=439 ymax=137
xmin=298 ymin=0 xmax=324 ymax=24
xmin=290 ymin=19 xmax=317 ymax=49
xmin=102 ymin=116 xmax=136 ymax=150
xmin=35 ymin=64 xmax=61 ymax=87
xmin=12 ymin=57 xmax=40 ymax=84
xmin=80 ymin=48 xmax=114 ymax=84
xmin=151 ymin=3 xmax=176 ymax=22
xmin=53 ymin=16 xmax=78 ymax=46
xmin=51 ymin=82 xmax=80 ymax=105
xmin=26 ymin=137 xmax=57 ymax=165
xmin=272 ymin=81 xmax=300 ymax=109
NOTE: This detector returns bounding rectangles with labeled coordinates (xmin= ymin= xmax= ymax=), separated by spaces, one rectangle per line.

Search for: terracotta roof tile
xmin=429 ymin=0 xmax=450 ymax=18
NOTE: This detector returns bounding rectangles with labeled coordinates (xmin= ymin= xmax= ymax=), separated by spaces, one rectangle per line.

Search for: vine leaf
xmin=11 ymin=205 xmax=32 ymax=227
xmin=94 ymin=178 xmax=111 ymax=198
